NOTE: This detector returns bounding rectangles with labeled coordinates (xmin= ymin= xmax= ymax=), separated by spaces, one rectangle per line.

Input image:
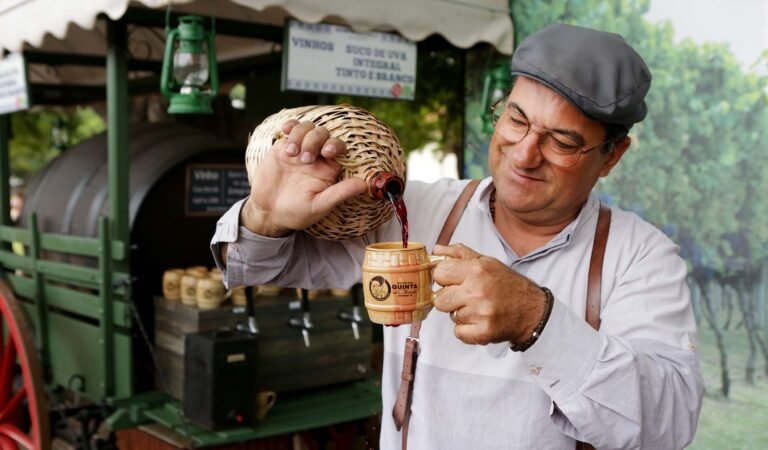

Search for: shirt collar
xmin=480 ymin=178 xmax=601 ymax=264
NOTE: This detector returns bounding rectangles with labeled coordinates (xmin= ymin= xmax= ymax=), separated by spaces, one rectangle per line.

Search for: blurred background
xmin=4 ymin=0 xmax=767 ymax=448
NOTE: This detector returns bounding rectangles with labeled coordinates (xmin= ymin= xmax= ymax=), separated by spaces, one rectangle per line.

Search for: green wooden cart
xmin=0 ymin=1 xmax=513 ymax=448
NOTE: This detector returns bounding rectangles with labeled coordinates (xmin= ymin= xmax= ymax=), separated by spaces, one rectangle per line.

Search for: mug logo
xmin=369 ymin=276 xmax=391 ymax=301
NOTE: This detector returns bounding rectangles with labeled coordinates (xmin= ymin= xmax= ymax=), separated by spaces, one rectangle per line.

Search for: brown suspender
xmin=576 ymin=204 xmax=611 ymax=450
xmin=586 ymin=205 xmax=611 ymax=331
xmin=391 ymin=181 xmax=612 ymax=450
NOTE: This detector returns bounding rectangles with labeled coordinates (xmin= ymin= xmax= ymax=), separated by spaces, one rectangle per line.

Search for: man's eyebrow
xmin=507 ymin=101 xmax=586 ymax=146
xmin=507 ymin=102 xmax=528 ymax=120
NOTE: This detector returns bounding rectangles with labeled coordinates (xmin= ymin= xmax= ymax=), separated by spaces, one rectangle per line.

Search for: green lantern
xmin=160 ymin=15 xmax=219 ymax=114
xmin=481 ymin=62 xmax=512 ymax=134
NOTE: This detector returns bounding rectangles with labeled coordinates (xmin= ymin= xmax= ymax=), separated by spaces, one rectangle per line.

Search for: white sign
xmin=0 ymin=53 xmax=29 ymax=114
xmin=283 ymin=20 xmax=417 ymax=100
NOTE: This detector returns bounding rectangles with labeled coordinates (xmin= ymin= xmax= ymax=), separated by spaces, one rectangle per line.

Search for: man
xmin=211 ymin=24 xmax=704 ymax=449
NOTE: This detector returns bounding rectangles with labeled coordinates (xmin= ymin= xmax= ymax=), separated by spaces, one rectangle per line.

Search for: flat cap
xmin=511 ymin=23 xmax=651 ymax=130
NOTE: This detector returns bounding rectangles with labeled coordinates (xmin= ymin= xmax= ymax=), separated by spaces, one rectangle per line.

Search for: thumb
xmin=312 ymin=177 xmax=368 ymax=215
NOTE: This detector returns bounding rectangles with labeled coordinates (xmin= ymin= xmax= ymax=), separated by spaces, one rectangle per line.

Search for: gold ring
xmin=450 ymin=309 xmax=463 ymax=325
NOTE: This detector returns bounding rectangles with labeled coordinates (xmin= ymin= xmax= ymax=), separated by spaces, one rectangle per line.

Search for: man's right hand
xmin=240 ymin=119 xmax=368 ymax=237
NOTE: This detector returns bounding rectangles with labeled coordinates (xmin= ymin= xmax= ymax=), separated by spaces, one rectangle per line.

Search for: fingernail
xmin=300 ymin=152 xmax=315 ymax=163
xmin=286 ymin=143 xmax=299 ymax=156
xmin=322 ymin=144 xmax=336 ymax=155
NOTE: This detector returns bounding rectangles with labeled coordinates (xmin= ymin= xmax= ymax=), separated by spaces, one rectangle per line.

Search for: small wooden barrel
xmin=162 ymin=268 xmax=185 ymax=300
xmin=196 ymin=278 xmax=227 ymax=310
xmin=180 ymin=274 xmax=200 ymax=306
xmin=362 ymin=242 xmax=436 ymax=325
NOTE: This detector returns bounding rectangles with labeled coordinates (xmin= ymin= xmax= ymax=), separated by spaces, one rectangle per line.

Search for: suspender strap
xmin=586 ymin=205 xmax=611 ymax=331
xmin=392 ymin=179 xmax=481 ymax=449
xmin=576 ymin=204 xmax=612 ymax=450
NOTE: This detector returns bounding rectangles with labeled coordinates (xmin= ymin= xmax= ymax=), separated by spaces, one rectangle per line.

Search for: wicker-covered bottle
xmin=245 ymin=105 xmax=407 ymax=240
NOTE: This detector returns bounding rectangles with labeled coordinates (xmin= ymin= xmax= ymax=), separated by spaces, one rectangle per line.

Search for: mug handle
xmin=428 ymin=255 xmax=450 ymax=296
xmin=265 ymin=391 xmax=277 ymax=408
xmin=429 ymin=255 xmax=448 ymax=268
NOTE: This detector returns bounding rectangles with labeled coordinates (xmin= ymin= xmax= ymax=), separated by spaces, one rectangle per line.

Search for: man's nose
xmin=510 ymin=132 xmax=544 ymax=168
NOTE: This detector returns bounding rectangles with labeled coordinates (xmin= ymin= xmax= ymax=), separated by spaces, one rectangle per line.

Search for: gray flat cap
xmin=511 ymin=23 xmax=651 ymax=130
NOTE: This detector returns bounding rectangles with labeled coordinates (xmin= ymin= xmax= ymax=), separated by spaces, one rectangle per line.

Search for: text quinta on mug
xmin=362 ymin=242 xmax=444 ymax=325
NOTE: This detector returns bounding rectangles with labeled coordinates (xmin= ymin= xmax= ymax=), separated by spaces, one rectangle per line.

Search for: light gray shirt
xmin=211 ymin=177 xmax=703 ymax=449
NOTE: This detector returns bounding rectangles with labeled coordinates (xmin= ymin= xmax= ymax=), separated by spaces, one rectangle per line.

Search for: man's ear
xmin=599 ymin=136 xmax=631 ymax=177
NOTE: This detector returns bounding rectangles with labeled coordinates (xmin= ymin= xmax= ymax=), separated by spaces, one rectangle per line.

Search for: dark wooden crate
xmin=154 ymin=294 xmax=372 ymax=400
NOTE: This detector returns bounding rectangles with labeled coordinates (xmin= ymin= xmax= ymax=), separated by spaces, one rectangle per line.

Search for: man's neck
xmin=491 ymin=189 xmax=584 ymax=257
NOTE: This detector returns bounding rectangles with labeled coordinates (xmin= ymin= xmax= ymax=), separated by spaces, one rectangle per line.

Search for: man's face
xmin=488 ymin=77 xmax=628 ymax=225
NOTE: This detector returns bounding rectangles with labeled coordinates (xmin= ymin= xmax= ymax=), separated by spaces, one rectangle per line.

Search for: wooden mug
xmin=256 ymin=390 xmax=277 ymax=421
xmin=196 ymin=277 xmax=227 ymax=310
xmin=362 ymin=242 xmax=444 ymax=325
xmin=162 ymin=268 xmax=185 ymax=300
xmin=180 ymin=274 xmax=200 ymax=305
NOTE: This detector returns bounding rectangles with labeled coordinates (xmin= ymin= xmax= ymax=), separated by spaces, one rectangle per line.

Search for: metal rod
xmin=121 ymin=7 xmax=283 ymax=43
xmin=24 ymin=50 xmax=163 ymax=72
xmin=29 ymin=213 xmax=50 ymax=374
xmin=106 ymin=18 xmax=130 ymax=261
xmin=98 ymin=216 xmax=115 ymax=397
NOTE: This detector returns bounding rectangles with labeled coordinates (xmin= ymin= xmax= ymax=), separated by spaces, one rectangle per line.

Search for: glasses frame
xmin=490 ymin=97 xmax=615 ymax=167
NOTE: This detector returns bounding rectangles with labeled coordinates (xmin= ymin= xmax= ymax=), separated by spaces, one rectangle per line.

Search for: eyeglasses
xmin=490 ymin=98 xmax=614 ymax=168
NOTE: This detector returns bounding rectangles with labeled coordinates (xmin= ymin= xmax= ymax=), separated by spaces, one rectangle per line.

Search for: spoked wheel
xmin=0 ymin=279 xmax=49 ymax=450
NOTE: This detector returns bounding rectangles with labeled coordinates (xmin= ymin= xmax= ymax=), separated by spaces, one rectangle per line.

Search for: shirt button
xmin=529 ymin=366 xmax=542 ymax=376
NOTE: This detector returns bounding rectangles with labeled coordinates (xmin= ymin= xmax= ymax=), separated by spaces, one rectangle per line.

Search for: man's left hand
xmin=431 ymin=243 xmax=548 ymax=346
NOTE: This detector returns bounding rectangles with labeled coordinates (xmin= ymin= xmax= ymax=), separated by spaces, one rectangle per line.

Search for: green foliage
xmin=10 ymin=107 xmax=105 ymax=181
xmin=466 ymin=0 xmax=768 ymax=272
xmin=337 ymin=42 xmax=463 ymax=156
xmin=689 ymin=316 xmax=768 ymax=448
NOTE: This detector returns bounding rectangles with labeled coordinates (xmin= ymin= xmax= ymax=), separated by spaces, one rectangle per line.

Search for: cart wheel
xmin=0 ymin=279 xmax=50 ymax=450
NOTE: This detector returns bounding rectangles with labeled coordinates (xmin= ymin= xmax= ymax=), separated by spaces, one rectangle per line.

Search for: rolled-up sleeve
xmin=210 ymin=198 xmax=368 ymax=290
xmin=520 ymin=220 xmax=704 ymax=449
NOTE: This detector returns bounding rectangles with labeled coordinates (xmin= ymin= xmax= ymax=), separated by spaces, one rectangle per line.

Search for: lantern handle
xmin=165 ymin=2 xmax=172 ymax=33
xmin=207 ymin=19 xmax=219 ymax=96
xmin=160 ymin=28 xmax=180 ymax=97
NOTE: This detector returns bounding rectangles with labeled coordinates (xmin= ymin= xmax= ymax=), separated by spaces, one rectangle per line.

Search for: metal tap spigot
xmin=338 ymin=283 xmax=364 ymax=340
xmin=288 ymin=289 xmax=313 ymax=347
xmin=236 ymin=286 xmax=259 ymax=335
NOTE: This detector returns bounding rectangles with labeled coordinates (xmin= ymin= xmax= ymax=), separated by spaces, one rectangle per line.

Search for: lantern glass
xmin=173 ymin=47 xmax=209 ymax=90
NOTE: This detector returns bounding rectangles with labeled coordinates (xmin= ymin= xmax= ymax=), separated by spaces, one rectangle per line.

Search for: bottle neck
xmin=368 ymin=171 xmax=405 ymax=201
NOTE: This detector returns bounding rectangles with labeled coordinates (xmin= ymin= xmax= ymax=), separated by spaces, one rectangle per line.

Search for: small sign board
xmin=282 ymin=19 xmax=417 ymax=100
xmin=0 ymin=53 xmax=30 ymax=114
xmin=185 ymin=164 xmax=249 ymax=216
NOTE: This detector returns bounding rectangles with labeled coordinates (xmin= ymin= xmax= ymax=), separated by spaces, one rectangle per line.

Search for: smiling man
xmin=211 ymin=23 xmax=704 ymax=449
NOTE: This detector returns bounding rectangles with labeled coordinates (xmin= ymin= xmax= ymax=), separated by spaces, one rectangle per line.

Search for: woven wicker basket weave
xmin=245 ymin=105 xmax=407 ymax=240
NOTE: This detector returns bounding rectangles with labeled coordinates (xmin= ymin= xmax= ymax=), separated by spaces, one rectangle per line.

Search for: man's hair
xmin=602 ymin=123 xmax=629 ymax=153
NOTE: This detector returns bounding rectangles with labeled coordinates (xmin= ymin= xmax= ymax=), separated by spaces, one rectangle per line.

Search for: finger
xmin=280 ymin=120 xmax=301 ymax=155
xmin=432 ymin=258 xmax=473 ymax=287
xmin=433 ymin=243 xmax=482 ymax=260
xmin=312 ymin=177 xmax=368 ymax=215
xmin=320 ymin=137 xmax=347 ymax=159
xmin=281 ymin=119 xmax=300 ymax=135
xmin=432 ymin=285 xmax=467 ymax=313
xmin=286 ymin=121 xmax=316 ymax=159
xmin=299 ymin=126 xmax=332 ymax=164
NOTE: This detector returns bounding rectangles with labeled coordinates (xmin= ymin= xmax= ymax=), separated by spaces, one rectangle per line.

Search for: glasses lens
xmin=540 ymin=134 xmax=582 ymax=167
xmin=494 ymin=109 xmax=530 ymax=143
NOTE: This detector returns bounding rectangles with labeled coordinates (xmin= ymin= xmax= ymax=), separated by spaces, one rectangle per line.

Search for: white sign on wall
xmin=282 ymin=20 xmax=417 ymax=100
xmin=0 ymin=53 xmax=29 ymax=114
